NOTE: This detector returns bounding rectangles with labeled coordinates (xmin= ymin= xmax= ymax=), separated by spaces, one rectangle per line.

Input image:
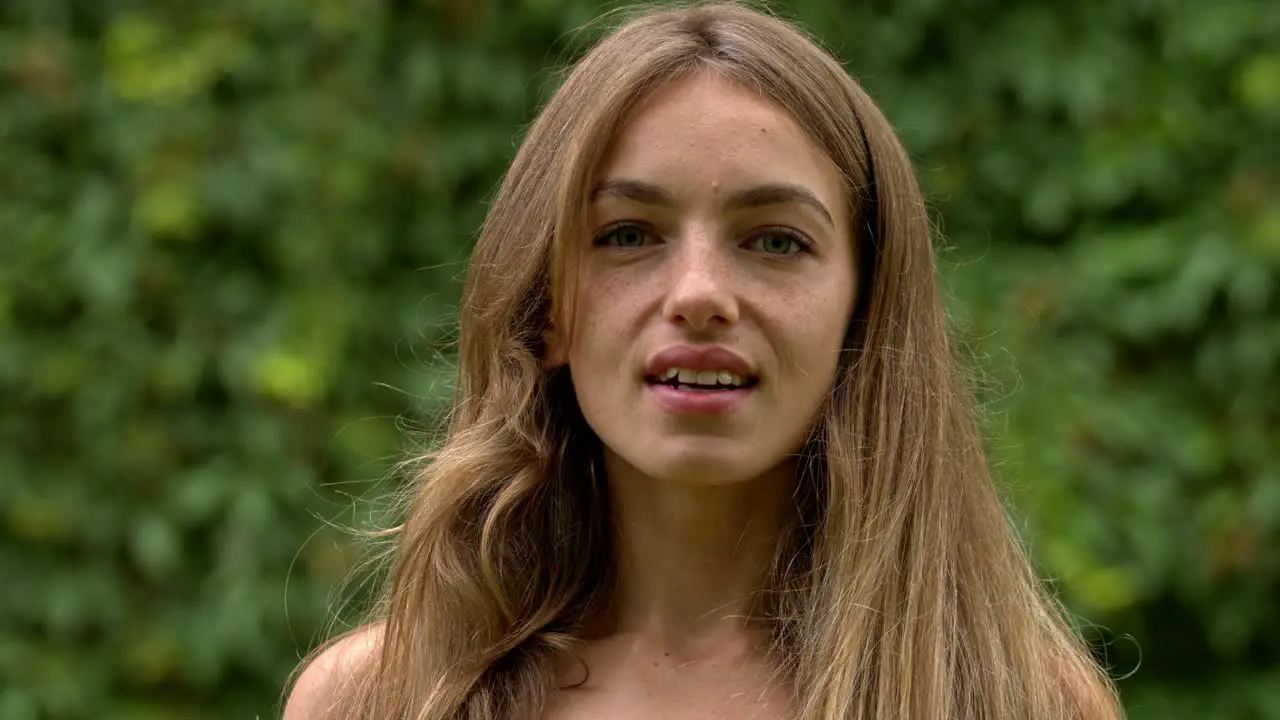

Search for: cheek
xmin=787 ymin=286 xmax=855 ymax=384
xmin=565 ymin=299 xmax=634 ymax=408
xmin=570 ymin=274 xmax=647 ymax=360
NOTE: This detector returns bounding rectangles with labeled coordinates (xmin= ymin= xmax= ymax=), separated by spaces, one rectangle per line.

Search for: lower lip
xmin=646 ymin=383 xmax=753 ymax=415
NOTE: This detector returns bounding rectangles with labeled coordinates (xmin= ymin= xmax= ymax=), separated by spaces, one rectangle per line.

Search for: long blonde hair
xmin=295 ymin=2 xmax=1122 ymax=717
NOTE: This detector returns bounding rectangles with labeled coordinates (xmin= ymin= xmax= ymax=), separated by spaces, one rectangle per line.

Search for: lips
xmin=644 ymin=345 xmax=758 ymax=382
xmin=642 ymin=346 xmax=759 ymax=415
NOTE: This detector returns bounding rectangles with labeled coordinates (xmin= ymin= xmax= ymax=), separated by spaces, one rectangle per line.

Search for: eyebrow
xmin=590 ymin=179 xmax=835 ymax=228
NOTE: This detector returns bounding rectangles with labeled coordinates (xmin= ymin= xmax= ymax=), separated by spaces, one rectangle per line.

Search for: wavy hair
xmin=292 ymin=2 xmax=1122 ymax=718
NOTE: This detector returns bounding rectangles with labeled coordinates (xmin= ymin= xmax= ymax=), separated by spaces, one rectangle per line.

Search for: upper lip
xmin=644 ymin=345 xmax=758 ymax=380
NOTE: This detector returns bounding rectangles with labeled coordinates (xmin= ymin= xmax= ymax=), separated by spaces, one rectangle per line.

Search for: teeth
xmin=656 ymin=367 xmax=747 ymax=387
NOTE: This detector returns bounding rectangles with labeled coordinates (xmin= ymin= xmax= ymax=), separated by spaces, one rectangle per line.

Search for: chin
xmin=649 ymin=462 xmax=759 ymax=486
xmin=616 ymin=444 xmax=778 ymax=487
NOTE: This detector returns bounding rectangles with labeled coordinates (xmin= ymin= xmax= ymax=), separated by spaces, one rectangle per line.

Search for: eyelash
xmin=592 ymin=222 xmax=815 ymax=256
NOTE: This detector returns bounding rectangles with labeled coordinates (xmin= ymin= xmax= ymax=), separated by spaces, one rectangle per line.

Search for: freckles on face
xmin=563 ymin=70 xmax=857 ymax=486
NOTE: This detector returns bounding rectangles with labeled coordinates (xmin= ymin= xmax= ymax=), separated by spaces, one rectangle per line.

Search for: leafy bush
xmin=2 ymin=0 xmax=1276 ymax=717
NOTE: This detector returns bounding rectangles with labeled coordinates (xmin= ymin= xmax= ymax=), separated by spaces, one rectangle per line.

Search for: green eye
xmin=598 ymin=225 xmax=650 ymax=247
xmin=754 ymin=232 xmax=808 ymax=255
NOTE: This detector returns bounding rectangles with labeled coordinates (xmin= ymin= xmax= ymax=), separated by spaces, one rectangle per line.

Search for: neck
xmin=592 ymin=451 xmax=796 ymax=655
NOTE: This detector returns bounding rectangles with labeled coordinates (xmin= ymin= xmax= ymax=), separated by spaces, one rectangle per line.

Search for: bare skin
xmin=542 ymin=69 xmax=854 ymax=719
xmin=543 ymin=459 xmax=798 ymax=719
xmin=285 ymin=70 xmax=852 ymax=720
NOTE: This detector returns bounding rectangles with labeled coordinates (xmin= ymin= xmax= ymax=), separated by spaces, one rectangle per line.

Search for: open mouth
xmin=644 ymin=368 xmax=760 ymax=392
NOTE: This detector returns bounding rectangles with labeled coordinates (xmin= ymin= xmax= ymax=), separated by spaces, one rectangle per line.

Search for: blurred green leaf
xmin=3 ymin=0 xmax=1277 ymax=717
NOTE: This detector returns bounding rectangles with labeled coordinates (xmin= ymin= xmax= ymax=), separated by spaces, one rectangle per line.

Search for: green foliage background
xmin=2 ymin=0 xmax=1277 ymax=717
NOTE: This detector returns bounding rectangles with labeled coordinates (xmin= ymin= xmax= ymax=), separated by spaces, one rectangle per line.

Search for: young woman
xmin=284 ymin=2 xmax=1122 ymax=718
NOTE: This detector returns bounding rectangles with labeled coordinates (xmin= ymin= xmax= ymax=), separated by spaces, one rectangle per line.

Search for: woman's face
xmin=556 ymin=71 xmax=856 ymax=487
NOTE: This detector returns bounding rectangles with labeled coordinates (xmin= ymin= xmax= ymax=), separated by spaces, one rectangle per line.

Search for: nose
xmin=661 ymin=232 xmax=740 ymax=331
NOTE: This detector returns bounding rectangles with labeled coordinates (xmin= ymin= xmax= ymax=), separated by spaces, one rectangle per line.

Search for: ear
xmin=543 ymin=320 xmax=568 ymax=371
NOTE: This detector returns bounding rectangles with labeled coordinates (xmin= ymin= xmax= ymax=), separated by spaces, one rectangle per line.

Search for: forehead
xmin=595 ymin=71 xmax=847 ymax=205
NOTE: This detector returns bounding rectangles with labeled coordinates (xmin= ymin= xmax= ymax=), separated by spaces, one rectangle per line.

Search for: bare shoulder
xmin=283 ymin=623 xmax=383 ymax=720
